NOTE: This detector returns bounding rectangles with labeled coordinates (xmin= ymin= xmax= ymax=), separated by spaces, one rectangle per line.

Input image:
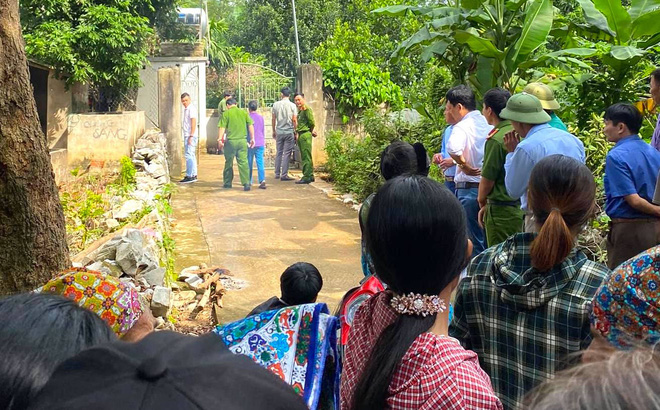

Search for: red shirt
xmin=340 ymin=292 xmax=502 ymax=410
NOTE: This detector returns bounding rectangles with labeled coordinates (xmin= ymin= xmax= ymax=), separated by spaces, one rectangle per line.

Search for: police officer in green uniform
xmin=477 ymin=88 xmax=524 ymax=246
xmin=293 ymin=93 xmax=316 ymax=184
xmin=218 ymin=98 xmax=255 ymax=191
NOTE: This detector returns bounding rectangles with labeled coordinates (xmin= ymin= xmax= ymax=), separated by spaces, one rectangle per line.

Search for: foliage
xmin=207 ymin=19 xmax=234 ymax=71
xmin=119 ymin=156 xmax=137 ymax=188
xmin=22 ymin=1 xmax=155 ymax=111
xmin=374 ymin=0 xmax=589 ymax=97
xmin=549 ymin=0 xmax=660 ymax=127
xmin=325 ymin=131 xmax=384 ymax=202
xmin=320 ymin=48 xmax=403 ymax=119
xmin=324 ymin=108 xmax=446 ymax=201
xmin=229 ymin=0 xmax=346 ymax=76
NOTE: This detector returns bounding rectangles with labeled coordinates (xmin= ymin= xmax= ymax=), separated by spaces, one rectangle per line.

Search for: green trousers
xmin=297 ymin=132 xmax=314 ymax=181
xmin=223 ymin=139 xmax=249 ymax=187
xmin=484 ymin=203 xmax=524 ymax=247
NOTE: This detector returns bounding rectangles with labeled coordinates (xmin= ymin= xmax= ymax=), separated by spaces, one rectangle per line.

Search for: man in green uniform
xmin=477 ymin=88 xmax=524 ymax=246
xmin=293 ymin=93 xmax=316 ymax=184
xmin=218 ymin=98 xmax=255 ymax=191
xmin=217 ymin=91 xmax=231 ymax=117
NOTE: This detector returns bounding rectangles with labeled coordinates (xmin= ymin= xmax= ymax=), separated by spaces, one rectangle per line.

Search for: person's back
xmin=517 ymin=124 xmax=583 ymax=164
xmin=249 ymin=110 xmax=265 ymax=147
xmin=272 ymin=98 xmax=297 ymax=135
xmin=450 ymin=155 xmax=610 ymax=409
xmin=247 ymin=262 xmax=322 ymax=317
xmin=342 ymin=175 xmax=502 ymax=410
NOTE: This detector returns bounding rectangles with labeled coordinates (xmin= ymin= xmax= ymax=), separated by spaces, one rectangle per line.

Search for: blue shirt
xmin=504 ymin=123 xmax=585 ymax=210
xmin=548 ymin=112 xmax=568 ymax=132
xmin=440 ymin=125 xmax=456 ymax=177
xmin=604 ymin=135 xmax=660 ymax=219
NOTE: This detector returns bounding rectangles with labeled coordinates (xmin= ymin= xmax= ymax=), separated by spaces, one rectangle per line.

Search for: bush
xmin=324 ymin=108 xmax=447 ymax=201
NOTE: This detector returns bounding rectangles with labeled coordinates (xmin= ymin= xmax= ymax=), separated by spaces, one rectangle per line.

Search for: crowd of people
xmin=4 ymin=71 xmax=660 ymax=409
xmin=179 ymin=87 xmax=317 ymax=191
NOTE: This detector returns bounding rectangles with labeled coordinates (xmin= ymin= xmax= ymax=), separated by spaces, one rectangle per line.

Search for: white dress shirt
xmin=446 ymin=110 xmax=493 ymax=183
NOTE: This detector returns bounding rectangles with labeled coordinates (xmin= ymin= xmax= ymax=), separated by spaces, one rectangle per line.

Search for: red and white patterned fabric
xmin=340 ymin=291 xmax=502 ymax=410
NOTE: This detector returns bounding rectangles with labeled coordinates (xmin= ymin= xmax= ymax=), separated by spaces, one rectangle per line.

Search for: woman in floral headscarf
xmin=587 ymin=245 xmax=660 ymax=359
xmin=35 ymin=268 xmax=154 ymax=342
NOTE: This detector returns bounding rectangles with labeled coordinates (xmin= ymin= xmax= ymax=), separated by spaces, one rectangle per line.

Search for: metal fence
xmin=236 ymin=63 xmax=295 ymax=109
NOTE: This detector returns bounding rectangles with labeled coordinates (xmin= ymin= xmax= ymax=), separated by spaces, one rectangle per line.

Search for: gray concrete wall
xmin=66 ymin=111 xmax=145 ymax=165
xmin=159 ymin=67 xmax=183 ymax=177
xmin=50 ymin=148 xmax=69 ymax=185
xmin=297 ymin=64 xmax=326 ymax=166
xmin=71 ymin=82 xmax=89 ymax=114
xmin=47 ymin=74 xmax=72 ymax=150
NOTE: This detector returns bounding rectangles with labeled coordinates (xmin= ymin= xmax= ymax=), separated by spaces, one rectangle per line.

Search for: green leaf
xmin=592 ymin=0 xmax=632 ymax=42
xmin=454 ymin=29 xmax=503 ymax=59
xmin=576 ymin=0 xmax=616 ymax=36
xmin=430 ymin=15 xmax=463 ymax=30
xmin=420 ymin=41 xmax=449 ymax=62
xmin=629 ymin=0 xmax=660 ymax=20
xmin=610 ymin=45 xmax=645 ymax=60
xmin=510 ymin=0 xmax=553 ymax=64
xmin=461 ymin=0 xmax=482 ymax=10
xmin=372 ymin=5 xmax=426 ymax=16
xmin=631 ymin=9 xmax=660 ymax=39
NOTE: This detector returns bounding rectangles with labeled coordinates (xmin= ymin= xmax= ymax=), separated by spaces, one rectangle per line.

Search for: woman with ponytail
xmin=449 ymin=155 xmax=610 ymax=410
xmin=341 ymin=175 xmax=502 ymax=410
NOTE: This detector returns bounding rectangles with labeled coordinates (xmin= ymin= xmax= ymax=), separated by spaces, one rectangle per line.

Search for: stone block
xmin=141 ymin=266 xmax=166 ymax=287
xmin=151 ymin=286 xmax=172 ymax=317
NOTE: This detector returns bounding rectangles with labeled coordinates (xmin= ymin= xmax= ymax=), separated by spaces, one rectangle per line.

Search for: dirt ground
xmin=169 ymin=153 xmax=363 ymax=330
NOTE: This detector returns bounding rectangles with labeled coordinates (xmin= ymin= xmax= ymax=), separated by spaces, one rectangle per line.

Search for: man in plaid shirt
xmin=449 ymin=234 xmax=609 ymax=409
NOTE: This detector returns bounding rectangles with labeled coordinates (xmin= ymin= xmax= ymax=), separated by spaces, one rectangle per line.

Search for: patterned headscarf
xmin=35 ymin=268 xmax=143 ymax=337
xmin=591 ymin=246 xmax=660 ymax=349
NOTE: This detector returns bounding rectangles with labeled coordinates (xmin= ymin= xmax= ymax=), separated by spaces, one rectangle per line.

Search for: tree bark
xmin=0 ymin=0 xmax=70 ymax=293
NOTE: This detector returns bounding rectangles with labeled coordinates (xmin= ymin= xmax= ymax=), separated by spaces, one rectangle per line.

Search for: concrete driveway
xmin=171 ymin=153 xmax=363 ymax=323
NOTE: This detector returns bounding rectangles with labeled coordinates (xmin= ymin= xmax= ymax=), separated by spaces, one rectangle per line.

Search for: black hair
xmin=483 ymin=87 xmax=511 ymax=118
xmin=446 ymin=85 xmax=476 ymax=111
xmin=652 ymin=68 xmax=660 ymax=85
xmin=604 ymin=103 xmax=643 ymax=134
xmin=281 ymin=87 xmax=291 ymax=97
xmin=380 ymin=141 xmax=428 ymax=180
xmin=528 ymin=155 xmax=596 ymax=271
xmin=353 ymin=175 xmax=468 ymax=410
xmin=296 ymin=93 xmax=305 ymax=98
xmin=248 ymin=100 xmax=258 ymax=111
xmin=224 ymin=90 xmax=232 ymax=97
xmin=180 ymin=93 xmax=190 ymax=99
xmin=280 ymin=262 xmax=323 ymax=305
xmin=226 ymin=97 xmax=237 ymax=106
xmin=0 ymin=293 xmax=115 ymax=409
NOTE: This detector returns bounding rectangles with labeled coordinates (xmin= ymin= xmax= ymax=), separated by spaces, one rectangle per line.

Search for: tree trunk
xmin=0 ymin=0 xmax=70 ymax=293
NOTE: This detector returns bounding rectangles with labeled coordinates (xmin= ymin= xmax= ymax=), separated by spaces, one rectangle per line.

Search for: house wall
xmin=47 ymin=73 xmax=72 ymax=149
xmin=66 ymin=112 xmax=145 ymax=165
xmin=136 ymin=56 xmax=207 ymax=147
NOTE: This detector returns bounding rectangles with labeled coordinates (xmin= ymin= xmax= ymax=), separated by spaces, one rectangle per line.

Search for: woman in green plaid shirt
xmin=449 ymin=155 xmax=610 ymax=410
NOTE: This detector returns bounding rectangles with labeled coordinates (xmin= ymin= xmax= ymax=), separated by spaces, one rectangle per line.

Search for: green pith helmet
xmin=523 ymin=82 xmax=560 ymax=110
xmin=499 ymin=92 xmax=552 ymax=124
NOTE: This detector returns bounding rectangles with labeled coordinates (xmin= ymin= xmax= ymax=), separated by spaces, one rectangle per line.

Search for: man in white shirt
xmin=180 ymin=93 xmax=198 ymax=183
xmin=446 ymin=85 xmax=493 ymax=257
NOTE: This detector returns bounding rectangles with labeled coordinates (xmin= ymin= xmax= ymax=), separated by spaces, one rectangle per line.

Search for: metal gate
xmin=236 ymin=63 xmax=296 ymax=108
xmin=181 ymin=65 xmax=200 ymax=108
